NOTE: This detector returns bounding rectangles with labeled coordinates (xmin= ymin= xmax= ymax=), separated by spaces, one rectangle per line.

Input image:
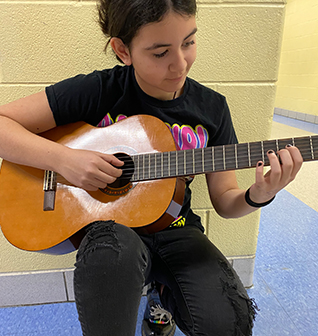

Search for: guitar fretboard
xmin=130 ymin=135 xmax=318 ymax=182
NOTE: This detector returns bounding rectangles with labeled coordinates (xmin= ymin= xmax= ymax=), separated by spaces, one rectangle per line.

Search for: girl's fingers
xmin=255 ymin=161 xmax=265 ymax=184
xmin=266 ymin=150 xmax=281 ymax=186
xmin=285 ymin=145 xmax=303 ymax=179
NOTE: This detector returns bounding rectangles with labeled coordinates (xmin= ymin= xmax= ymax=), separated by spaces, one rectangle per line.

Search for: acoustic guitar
xmin=0 ymin=115 xmax=317 ymax=254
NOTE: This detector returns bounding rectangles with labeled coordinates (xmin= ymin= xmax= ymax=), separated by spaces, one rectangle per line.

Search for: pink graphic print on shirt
xmin=97 ymin=113 xmax=209 ymax=150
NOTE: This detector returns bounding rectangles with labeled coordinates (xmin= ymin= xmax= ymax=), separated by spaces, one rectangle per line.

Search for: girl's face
xmin=126 ymin=12 xmax=197 ymax=100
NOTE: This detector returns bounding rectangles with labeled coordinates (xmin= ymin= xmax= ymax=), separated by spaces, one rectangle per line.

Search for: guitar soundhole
xmin=99 ymin=153 xmax=134 ymax=196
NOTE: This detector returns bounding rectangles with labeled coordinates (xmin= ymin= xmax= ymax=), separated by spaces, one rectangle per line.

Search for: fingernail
xmin=267 ymin=150 xmax=274 ymax=154
xmin=257 ymin=162 xmax=263 ymax=167
xmin=286 ymin=144 xmax=293 ymax=147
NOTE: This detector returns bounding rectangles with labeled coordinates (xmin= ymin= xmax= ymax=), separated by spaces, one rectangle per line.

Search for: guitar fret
xmin=149 ymin=154 xmax=152 ymax=179
xmin=236 ymin=143 xmax=250 ymax=169
xmin=176 ymin=151 xmax=183 ymax=176
xmin=147 ymin=155 xmax=151 ymax=179
xmin=132 ymin=156 xmax=136 ymax=181
xmin=131 ymin=134 xmax=318 ymax=181
xmin=294 ymin=137 xmax=312 ymax=161
xmin=146 ymin=154 xmax=150 ymax=180
xmin=168 ymin=152 xmax=173 ymax=177
xmin=310 ymin=136 xmax=314 ymax=160
xmin=152 ymin=153 xmax=155 ymax=179
xmin=248 ymin=142 xmax=251 ymax=167
xmin=212 ymin=147 xmax=215 ymax=171
xmin=202 ymin=148 xmax=205 ymax=172
xmin=313 ymin=135 xmax=318 ymax=159
xmin=261 ymin=141 xmax=265 ymax=163
xmin=214 ymin=146 xmax=224 ymax=171
xmin=150 ymin=153 xmax=156 ymax=179
xmin=194 ymin=148 xmax=203 ymax=174
xmin=224 ymin=144 xmax=236 ymax=170
xmin=175 ymin=151 xmax=179 ymax=176
xmin=146 ymin=154 xmax=148 ymax=178
xmin=144 ymin=154 xmax=149 ymax=180
xmin=151 ymin=153 xmax=157 ymax=179
xmin=163 ymin=152 xmax=169 ymax=178
xmin=161 ymin=152 xmax=164 ymax=177
xmin=137 ymin=156 xmax=140 ymax=180
xmin=132 ymin=155 xmax=139 ymax=181
xmin=185 ymin=149 xmax=194 ymax=175
xmin=250 ymin=141 xmax=263 ymax=167
xmin=139 ymin=155 xmax=142 ymax=180
xmin=202 ymin=147 xmax=212 ymax=172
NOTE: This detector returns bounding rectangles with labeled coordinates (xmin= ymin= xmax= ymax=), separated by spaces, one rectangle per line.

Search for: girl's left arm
xmin=206 ymin=145 xmax=303 ymax=218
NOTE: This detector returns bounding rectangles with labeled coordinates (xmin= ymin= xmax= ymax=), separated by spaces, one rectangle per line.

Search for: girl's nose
xmin=169 ymin=50 xmax=187 ymax=73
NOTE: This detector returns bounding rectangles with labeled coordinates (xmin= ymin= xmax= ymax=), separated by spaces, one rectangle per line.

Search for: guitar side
xmin=0 ymin=115 xmax=184 ymax=253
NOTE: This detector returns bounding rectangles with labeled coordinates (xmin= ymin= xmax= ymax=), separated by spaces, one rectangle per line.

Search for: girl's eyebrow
xmin=145 ymin=27 xmax=197 ymax=50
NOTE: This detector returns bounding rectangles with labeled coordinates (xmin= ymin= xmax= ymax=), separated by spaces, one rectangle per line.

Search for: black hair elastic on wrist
xmin=245 ymin=188 xmax=275 ymax=208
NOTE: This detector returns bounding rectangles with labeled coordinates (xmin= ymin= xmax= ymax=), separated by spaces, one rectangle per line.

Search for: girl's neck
xmin=172 ymin=87 xmax=184 ymax=100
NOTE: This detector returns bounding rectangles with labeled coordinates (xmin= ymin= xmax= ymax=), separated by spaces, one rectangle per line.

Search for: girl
xmin=0 ymin=0 xmax=303 ymax=335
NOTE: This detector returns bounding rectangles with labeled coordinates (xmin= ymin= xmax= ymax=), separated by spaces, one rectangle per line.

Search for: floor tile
xmin=0 ymin=299 xmax=185 ymax=336
xmin=64 ymin=269 xmax=75 ymax=301
xmin=252 ymin=188 xmax=318 ymax=336
xmin=257 ymin=262 xmax=318 ymax=336
xmin=0 ymin=303 xmax=80 ymax=335
xmin=273 ymin=115 xmax=318 ymax=134
xmin=257 ymin=190 xmax=318 ymax=266
xmin=247 ymin=271 xmax=302 ymax=336
xmin=0 ymin=271 xmax=67 ymax=307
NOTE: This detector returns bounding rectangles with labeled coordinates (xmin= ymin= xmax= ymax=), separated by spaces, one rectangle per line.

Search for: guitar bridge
xmin=43 ymin=170 xmax=57 ymax=211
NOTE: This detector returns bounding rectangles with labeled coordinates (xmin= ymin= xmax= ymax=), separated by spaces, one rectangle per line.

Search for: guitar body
xmin=0 ymin=115 xmax=185 ymax=254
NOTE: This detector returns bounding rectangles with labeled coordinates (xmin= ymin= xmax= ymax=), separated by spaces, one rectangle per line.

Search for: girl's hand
xmin=248 ymin=145 xmax=303 ymax=204
xmin=58 ymin=148 xmax=124 ymax=191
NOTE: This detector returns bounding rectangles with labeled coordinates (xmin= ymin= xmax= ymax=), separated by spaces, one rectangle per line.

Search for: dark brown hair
xmin=97 ymin=0 xmax=197 ymax=62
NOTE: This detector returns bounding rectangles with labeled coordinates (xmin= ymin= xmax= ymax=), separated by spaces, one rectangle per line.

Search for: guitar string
xmin=115 ymin=138 xmax=316 ymax=167
xmin=115 ymin=140 xmax=316 ymax=164
xmin=116 ymin=144 xmax=316 ymax=166
xmin=115 ymin=143 xmax=316 ymax=179
xmin=53 ymin=138 xmax=316 ymax=183
xmin=116 ymin=138 xmax=316 ymax=160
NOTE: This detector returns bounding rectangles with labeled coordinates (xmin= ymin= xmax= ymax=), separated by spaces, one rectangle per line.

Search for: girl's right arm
xmin=0 ymin=91 xmax=123 ymax=190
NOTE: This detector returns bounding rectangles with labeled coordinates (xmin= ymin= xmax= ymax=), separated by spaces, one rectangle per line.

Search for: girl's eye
xmin=183 ymin=40 xmax=195 ymax=48
xmin=154 ymin=50 xmax=168 ymax=58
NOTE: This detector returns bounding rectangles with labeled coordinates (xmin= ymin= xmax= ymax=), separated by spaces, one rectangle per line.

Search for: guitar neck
xmin=131 ymin=134 xmax=318 ymax=182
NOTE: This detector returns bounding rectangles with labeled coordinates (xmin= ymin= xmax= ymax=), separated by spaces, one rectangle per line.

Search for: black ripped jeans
xmin=74 ymin=221 xmax=257 ymax=336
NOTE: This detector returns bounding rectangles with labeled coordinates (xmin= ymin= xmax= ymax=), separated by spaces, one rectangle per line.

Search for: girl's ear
xmin=110 ymin=38 xmax=132 ymax=65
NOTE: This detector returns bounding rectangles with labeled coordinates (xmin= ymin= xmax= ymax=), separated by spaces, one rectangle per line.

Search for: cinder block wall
xmin=0 ymin=0 xmax=286 ymax=302
xmin=275 ymin=0 xmax=318 ymax=117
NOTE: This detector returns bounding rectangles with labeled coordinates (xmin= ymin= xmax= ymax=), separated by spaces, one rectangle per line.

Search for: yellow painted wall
xmin=0 ymin=0 xmax=286 ymax=273
xmin=275 ymin=0 xmax=318 ymax=116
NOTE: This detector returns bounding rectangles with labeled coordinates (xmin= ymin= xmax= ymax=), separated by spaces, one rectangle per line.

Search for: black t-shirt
xmin=46 ymin=65 xmax=238 ymax=231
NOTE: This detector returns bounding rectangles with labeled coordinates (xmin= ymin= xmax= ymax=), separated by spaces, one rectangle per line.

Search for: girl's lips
xmin=167 ymin=75 xmax=184 ymax=83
